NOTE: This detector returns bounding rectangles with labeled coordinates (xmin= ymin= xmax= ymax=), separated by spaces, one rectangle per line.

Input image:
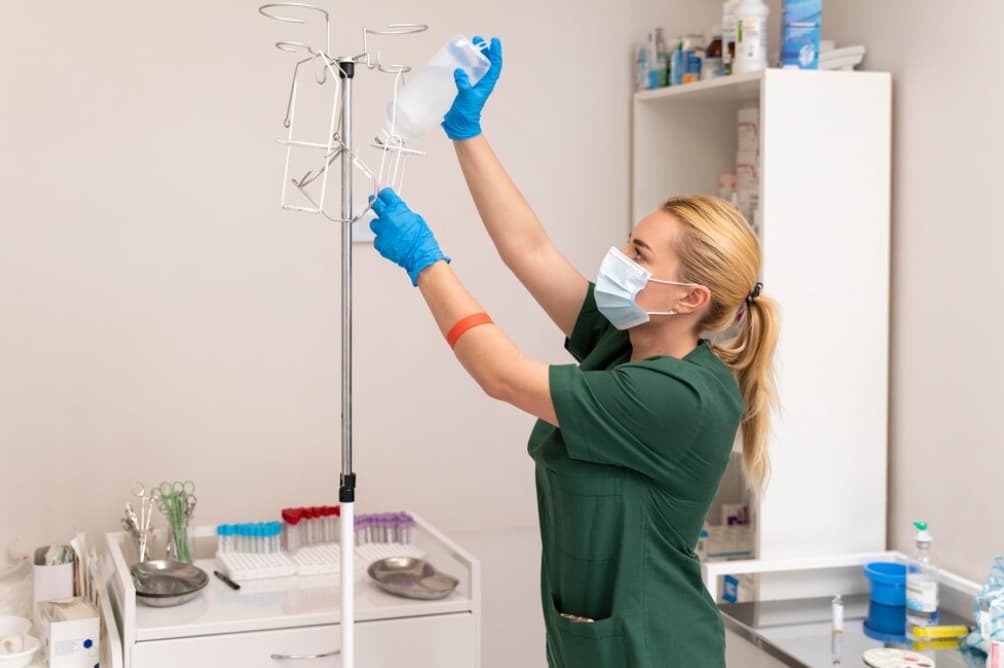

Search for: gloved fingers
xmin=453 ymin=68 xmax=472 ymax=92
xmin=377 ymin=187 xmax=405 ymax=210
xmin=373 ymin=233 xmax=395 ymax=262
xmin=485 ymin=37 xmax=502 ymax=79
xmin=472 ymin=35 xmax=486 ymax=49
xmin=368 ymin=194 xmax=386 ymax=217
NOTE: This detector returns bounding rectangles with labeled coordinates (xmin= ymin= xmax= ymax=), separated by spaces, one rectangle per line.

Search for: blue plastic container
xmin=864 ymin=562 xmax=907 ymax=607
xmin=864 ymin=600 xmax=907 ymax=639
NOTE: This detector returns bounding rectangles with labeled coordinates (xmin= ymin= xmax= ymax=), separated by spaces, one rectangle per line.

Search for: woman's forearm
xmin=417 ymin=260 xmax=556 ymax=425
xmin=453 ymin=136 xmax=550 ymax=263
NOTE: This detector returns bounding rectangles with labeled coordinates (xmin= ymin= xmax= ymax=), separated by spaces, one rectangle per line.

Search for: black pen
xmin=214 ymin=570 xmax=240 ymax=590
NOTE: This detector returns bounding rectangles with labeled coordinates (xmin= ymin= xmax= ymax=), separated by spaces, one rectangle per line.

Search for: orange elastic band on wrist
xmin=446 ymin=312 xmax=494 ymax=349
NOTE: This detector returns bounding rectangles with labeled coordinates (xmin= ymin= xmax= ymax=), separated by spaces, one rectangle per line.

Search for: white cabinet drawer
xmin=132 ymin=613 xmax=476 ymax=668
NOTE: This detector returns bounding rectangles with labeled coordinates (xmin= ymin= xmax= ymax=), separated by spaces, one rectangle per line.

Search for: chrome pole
xmin=337 ymin=57 xmax=356 ymax=668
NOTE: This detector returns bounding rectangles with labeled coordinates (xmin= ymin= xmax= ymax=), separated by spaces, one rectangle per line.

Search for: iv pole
xmin=258 ymin=7 xmax=428 ymax=668
xmin=336 ymin=55 xmax=356 ymax=668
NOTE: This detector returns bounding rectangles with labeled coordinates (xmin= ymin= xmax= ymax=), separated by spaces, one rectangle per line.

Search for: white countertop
xmin=133 ymin=557 xmax=475 ymax=641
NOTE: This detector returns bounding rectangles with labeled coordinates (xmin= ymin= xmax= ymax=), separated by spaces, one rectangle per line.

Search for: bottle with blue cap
xmin=905 ymin=520 xmax=939 ymax=636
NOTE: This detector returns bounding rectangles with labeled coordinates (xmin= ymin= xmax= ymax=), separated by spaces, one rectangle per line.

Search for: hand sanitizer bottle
xmin=906 ymin=520 xmax=939 ymax=636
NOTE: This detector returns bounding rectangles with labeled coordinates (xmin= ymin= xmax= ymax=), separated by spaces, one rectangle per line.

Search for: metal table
xmin=720 ymin=594 xmax=984 ymax=667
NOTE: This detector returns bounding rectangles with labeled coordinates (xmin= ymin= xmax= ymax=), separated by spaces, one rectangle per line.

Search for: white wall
xmin=0 ymin=2 xmax=635 ymax=666
xmin=819 ymin=0 xmax=1004 ymax=583
xmin=0 ymin=0 xmax=633 ymax=544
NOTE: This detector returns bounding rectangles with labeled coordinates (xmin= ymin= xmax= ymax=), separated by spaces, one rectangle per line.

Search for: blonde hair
xmin=662 ymin=195 xmax=780 ymax=493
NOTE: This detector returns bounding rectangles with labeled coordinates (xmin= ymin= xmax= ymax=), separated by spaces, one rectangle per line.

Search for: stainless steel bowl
xmin=367 ymin=557 xmax=459 ymax=601
xmin=131 ymin=560 xmax=209 ymax=607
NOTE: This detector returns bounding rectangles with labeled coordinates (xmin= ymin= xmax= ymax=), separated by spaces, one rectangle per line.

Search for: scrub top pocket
xmin=550 ymin=597 xmax=628 ymax=668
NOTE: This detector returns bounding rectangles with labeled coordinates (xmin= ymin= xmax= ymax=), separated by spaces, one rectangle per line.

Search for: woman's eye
xmin=634 ymin=250 xmax=644 ymax=261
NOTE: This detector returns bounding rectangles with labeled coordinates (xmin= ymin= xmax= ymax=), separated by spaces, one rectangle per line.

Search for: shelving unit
xmin=632 ymin=68 xmax=892 ymax=601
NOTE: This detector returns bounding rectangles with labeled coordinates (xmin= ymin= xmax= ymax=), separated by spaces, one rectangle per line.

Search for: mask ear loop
xmin=646 ymin=278 xmax=698 ymax=317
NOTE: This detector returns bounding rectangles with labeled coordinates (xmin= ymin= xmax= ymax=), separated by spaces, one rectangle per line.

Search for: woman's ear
xmin=673 ymin=285 xmax=711 ymax=314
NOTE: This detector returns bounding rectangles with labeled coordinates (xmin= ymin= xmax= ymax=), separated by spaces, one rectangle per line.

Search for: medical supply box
xmin=35 ymin=598 xmax=100 ymax=668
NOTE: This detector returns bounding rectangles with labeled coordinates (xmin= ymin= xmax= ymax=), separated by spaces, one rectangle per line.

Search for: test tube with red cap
xmin=282 ymin=508 xmax=304 ymax=552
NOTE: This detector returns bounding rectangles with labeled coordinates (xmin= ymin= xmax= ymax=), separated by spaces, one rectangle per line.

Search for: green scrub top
xmin=528 ymin=284 xmax=744 ymax=668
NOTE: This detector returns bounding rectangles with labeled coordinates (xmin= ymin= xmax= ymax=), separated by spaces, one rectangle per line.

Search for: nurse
xmin=368 ymin=37 xmax=779 ymax=668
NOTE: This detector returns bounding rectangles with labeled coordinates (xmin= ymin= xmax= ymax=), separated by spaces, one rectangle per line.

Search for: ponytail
xmin=710 ymin=296 xmax=779 ymax=493
xmin=661 ymin=195 xmax=780 ymax=493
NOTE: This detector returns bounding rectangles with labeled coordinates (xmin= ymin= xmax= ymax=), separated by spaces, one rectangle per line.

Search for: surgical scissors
xmin=153 ymin=481 xmax=197 ymax=563
xmin=129 ymin=482 xmax=156 ymax=562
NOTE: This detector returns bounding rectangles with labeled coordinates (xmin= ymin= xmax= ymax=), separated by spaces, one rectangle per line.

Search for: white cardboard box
xmin=35 ymin=599 xmax=99 ymax=668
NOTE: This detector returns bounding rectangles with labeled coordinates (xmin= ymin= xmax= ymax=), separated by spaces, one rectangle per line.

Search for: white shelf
xmin=633 ymin=69 xmax=886 ymax=105
xmin=632 ymin=68 xmax=892 ymax=598
xmin=634 ymin=70 xmax=763 ymax=104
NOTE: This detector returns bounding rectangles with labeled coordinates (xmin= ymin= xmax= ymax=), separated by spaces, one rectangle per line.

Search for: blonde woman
xmin=368 ymin=36 xmax=779 ymax=668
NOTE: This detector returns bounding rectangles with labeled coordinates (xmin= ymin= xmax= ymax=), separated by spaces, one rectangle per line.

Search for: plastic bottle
xmin=634 ymin=45 xmax=649 ymax=91
xmin=703 ymin=27 xmax=724 ymax=80
xmin=734 ymin=0 xmax=769 ymax=73
xmin=722 ymin=0 xmax=739 ymax=75
xmin=682 ymin=34 xmax=705 ymax=84
xmin=670 ymin=38 xmax=685 ymax=86
xmin=645 ymin=32 xmax=659 ymax=89
xmin=655 ymin=28 xmax=669 ymax=88
xmin=385 ymin=34 xmax=490 ymax=141
xmin=906 ymin=521 xmax=939 ymax=636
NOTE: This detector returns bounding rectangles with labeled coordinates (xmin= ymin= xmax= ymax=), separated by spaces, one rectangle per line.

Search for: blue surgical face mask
xmin=594 ymin=246 xmax=698 ymax=330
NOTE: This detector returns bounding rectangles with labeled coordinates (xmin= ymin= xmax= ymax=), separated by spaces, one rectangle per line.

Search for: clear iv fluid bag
xmin=385 ymin=35 xmax=490 ymax=141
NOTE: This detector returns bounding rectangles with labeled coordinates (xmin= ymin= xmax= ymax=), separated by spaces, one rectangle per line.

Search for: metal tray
xmin=131 ymin=560 xmax=209 ymax=607
xmin=367 ymin=557 xmax=459 ymax=601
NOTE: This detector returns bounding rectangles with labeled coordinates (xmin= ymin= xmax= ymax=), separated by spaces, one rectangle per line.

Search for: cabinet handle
xmin=270 ymin=649 xmax=341 ymax=661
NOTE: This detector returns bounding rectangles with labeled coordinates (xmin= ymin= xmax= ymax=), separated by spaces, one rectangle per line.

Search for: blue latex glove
xmin=441 ymin=36 xmax=503 ymax=140
xmin=369 ymin=188 xmax=450 ymax=286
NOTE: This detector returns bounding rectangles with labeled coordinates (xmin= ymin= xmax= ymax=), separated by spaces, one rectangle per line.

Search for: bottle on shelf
xmin=655 ymin=28 xmax=669 ymax=88
xmin=733 ymin=0 xmax=769 ymax=74
xmin=634 ymin=45 xmax=650 ymax=91
xmin=646 ymin=32 xmax=660 ymax=89
xmin=703 ymin=27 xmax=724 ymax=80
xmin=722 ymin=0 xmax=739 ymax=75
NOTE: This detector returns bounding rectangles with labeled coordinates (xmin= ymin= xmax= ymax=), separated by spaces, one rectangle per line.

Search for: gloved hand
xmin=441 ymin=36 xmax=503 ymax=140
xmin=369 ymin=188 xmax=450 ymax=286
